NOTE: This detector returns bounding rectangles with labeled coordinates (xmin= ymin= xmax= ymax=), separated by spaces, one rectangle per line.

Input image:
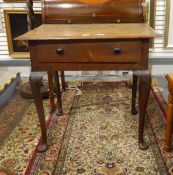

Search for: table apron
xmin=31 ymin=62 xmax=148 ymax=71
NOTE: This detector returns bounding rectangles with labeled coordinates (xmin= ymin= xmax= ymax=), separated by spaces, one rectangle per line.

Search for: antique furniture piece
xmin=16 ymin=0 xmax=159 ymax=152
xmin=165 ymin=74 xmax=173 ymax=151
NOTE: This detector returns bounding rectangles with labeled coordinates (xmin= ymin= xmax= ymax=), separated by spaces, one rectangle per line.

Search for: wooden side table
xmin=16 ymin=23 xmax=159 ymax=152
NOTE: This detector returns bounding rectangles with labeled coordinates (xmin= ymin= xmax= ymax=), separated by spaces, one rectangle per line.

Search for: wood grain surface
xmin=42 ymin=0 xmax=144 ymax=23
xmin=16 ymin=23 xmax=160 ymax=41
xmin=36 ymin=40 xmax=142 ymax=63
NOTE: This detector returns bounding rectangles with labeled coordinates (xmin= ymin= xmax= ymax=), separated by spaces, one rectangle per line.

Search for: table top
xmin=16 ymin=23 xmax=160 ymax=41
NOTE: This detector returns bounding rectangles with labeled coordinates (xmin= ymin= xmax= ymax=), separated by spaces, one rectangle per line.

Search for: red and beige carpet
xmin=0 ymin=81 xmax=172 ymax=175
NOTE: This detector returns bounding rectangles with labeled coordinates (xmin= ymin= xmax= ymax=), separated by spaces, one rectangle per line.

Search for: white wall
xmin=0 ymin=0 xmax=173 ymax=76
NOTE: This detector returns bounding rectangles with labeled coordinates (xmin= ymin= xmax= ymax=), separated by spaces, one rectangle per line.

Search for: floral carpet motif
xmin=55 ymin=82 xmax=160 ymax=175
xmin=0 ymin=100 xmax=50 ymax=174
xmin=1 ymin=81 xmax=173 ymax=175
xmin=0 ymin=89 xmax=76 ymax=175
xmin=0 ymin=92 xmax=32 ymax=146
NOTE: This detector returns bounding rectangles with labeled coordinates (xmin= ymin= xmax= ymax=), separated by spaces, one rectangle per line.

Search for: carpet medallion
xmin=0 ymin=81 xmax=173 ymax=175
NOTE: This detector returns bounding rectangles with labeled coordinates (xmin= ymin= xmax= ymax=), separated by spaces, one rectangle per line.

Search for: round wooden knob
xmin=114 ymin=48 xmax=121 ymax=54
xmin=56 ymin=48 xmax=64 ymax=55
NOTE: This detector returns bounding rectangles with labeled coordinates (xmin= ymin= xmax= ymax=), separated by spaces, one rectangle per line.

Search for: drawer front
xmin=37 ymin=41 xmax=142 ymax=63
xmin=37 ymin=43 xmax=91 ymax=62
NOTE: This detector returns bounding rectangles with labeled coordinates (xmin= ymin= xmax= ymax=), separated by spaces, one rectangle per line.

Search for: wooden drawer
xmin=37 ymin=40 xmax=142 ymax=63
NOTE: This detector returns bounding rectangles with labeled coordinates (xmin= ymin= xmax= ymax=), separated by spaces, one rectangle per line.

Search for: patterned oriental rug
xmin=0 ymin=81 xmax=172 ymax=175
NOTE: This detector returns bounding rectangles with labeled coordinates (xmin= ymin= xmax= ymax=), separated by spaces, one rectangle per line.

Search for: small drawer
xmin=37 ymin=40 xmax=142 ymax=63
xmin=91 ymin=41 xmax=142 ymax=62
xmin=37 ymin=43 xmax=91 ymax=62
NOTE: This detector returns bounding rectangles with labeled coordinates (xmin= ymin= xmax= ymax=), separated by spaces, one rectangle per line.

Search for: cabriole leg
xmin=138 ymin=71 xmax=151 ymax=150
xmin=61 ymin=71 xmax=66 ymax=91
xmin=29 ymin=72 xmax=48 ymax=152
xmin=54 ymin=71 xmax=63 ymax=115
xmin=48 ymin=71 xmax=55 ymax=112
xmin=131 ymin=73 xmax=138 ymax=115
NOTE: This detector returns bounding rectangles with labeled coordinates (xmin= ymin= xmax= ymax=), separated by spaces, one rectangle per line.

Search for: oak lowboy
xmin=16 ymin=0 xmax=160 ymax=152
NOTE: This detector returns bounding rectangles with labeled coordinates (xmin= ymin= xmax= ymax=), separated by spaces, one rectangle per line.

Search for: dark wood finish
xmin=48 ymin=71 xmax=55 ymax=112
xmin=29 ymin=72 xmax=48 ymax=152
xmin=32 ymin=62 xmax=148 ymax=71
xmin=131 ymin=74 xmax=138 ymax=115
xmin=29 ymin=39 xmax=149 ymax=71
xmin=26 ymin=0 xmax=35 ymax=31
xmin=61 ymin=71 xmax=66 ymax=90
xmin=19 ymin=0 xmax=160 ymax=152
xmin=36 ymin=40 xmax=142 ymax=63
xmin=165 ymin=74 xmax=173 ymax=151
xmin=53 ymin=71 xmax=63 ymax=115
xmin=42 ymin=0 xmax=144 ymax=24
xmin=26 ymin=0 xmax=66 ymax=114
xmin=137 ymin=70 xmax=151 ymax=150
xmin=27 ymin=0 xmax=55 ymax=114
xmin=26 ymin=36 xmax=155 ymax=151
xmin=28 ymin=38 xmax=150 ymax=71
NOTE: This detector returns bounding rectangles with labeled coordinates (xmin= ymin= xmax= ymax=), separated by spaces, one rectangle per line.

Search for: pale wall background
xmin=0 ymin=0 xmax=173 ymax=76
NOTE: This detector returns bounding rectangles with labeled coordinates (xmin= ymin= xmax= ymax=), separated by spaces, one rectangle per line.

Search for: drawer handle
xmin=56 ymin=48 xmax=64 ymax=55
xmin=114 ymin=48 xmax=121 ymax=54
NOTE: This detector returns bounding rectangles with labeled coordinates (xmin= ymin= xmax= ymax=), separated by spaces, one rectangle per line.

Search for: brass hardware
xmin=142 ymin=0 xmax=149 ymax=22
xmin=92 ymin=13 xmax=96 ymax=18
xmin=68 ymin=19 xmax=72 ymax=24
xmin=117 ymin=19 xmax=121 ymax=23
